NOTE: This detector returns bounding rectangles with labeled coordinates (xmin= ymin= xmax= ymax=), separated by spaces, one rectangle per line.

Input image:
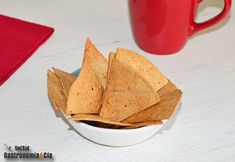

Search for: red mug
xmin=129 ymin=0 xmax=232 ymax=54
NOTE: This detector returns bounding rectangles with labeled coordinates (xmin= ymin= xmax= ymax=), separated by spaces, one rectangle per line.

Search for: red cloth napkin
xmin=0 ymin=15 xmax=54 ymax=85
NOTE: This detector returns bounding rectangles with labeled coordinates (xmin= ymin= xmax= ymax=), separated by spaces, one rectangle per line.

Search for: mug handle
xmin=189 ymin=0 xmax=232 ymax=36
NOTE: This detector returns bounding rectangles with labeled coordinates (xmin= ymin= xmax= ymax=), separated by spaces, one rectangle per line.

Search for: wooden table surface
xmin=0 ymin=0 xmax=235 ymax=162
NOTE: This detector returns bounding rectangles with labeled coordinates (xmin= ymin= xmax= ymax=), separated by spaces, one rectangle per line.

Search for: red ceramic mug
xmin=129 ymin=0 xmax=232 ymax=54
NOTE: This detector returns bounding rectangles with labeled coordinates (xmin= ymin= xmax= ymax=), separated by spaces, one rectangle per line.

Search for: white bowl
xmin=65 ymin=69 xmax=167 ymax=146
xmin=67 ymin=118 xmax=166 ymax=147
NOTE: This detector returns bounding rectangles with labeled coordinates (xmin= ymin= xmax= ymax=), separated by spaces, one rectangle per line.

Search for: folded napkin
xmin=0 ymin=15 xmax=54 ymax=85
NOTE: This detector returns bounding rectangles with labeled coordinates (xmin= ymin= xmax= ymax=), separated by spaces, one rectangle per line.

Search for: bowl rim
xmin=69 ymin=119 xmax=166 ymax=134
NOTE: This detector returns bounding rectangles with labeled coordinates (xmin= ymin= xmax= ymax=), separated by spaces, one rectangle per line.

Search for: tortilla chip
xmin=53 ymin=68 xmax=76 ymax=98
xmin=66 ymin=63 xmax=103 ymax=114
xmin=48 ymin=90 xmax=59 ymax=110
xmin=100 ymin=52 xmax=116 ymax=104
xmin=99 ymin=58 xmax=160 ymax=121
xmin=158 ymin=80 xmax=177 ymax=98
xmin=122 ymin=89 xmax=182 ymax=123
xmin=69 ymin=114 xmax=131 ymax=126
xmin=83 ymin=38 xmax=108 ymax=88
xmin=107 ymin=52 xmax=115 ymax=77
xmin=124 ymin=120 xmax=163 ymax=129
xmin=47 ymin=70 xmax=67 ymax=113
xmin=116 ymin=48 xmax=168 ymax=92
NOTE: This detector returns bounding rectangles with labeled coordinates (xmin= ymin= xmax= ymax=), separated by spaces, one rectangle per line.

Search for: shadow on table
xmin=156 ymin=102 xmax=183 ymax=134
xmin=190 ymin=0 xmax=231 ymax=39
xmin=47 ymin=104 xmax=80 ymax=138
xmin=54 ymin=110 xmax=106 ymax=146
xmin=53 ymin=110 xmax=80 ymax=132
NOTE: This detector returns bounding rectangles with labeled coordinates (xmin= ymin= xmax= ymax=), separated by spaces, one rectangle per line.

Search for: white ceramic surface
xmin=67 ymin=119 xmax=166 ymax=147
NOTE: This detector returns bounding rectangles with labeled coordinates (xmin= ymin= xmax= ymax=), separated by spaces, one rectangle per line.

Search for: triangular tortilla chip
xmin=116 ymin=48 xmax=168 ymax=92
xmin=99 ymin=58 xmax=160 ymax=121
xmin=48 ymin=90 xmax=59 ymax=110
xmin=69 ymin=114 xmax=131 ymax=126
xmin=122 ymin=89 xmax=182 ymax=123
xmin=83 ymin=38 xmax=108 ymax=88
xmin=158 ymin=80 xmax=177 ymax=98
xmin=66 ymin=63 xmax=103 ymax=114
xmin=100 ymin=52 xmax=116 ymax=104
xmin=53 ymin=68 xmax=76 ymax=98
xmin=107 ymin=52 xmax=115 ymax=77
xmin=47 ymin=70 xmax=67 ymax=113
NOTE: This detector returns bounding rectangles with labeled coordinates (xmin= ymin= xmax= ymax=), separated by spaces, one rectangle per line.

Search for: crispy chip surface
xmin=67 ymin=63 xmax=103 ymax=114
xmin=100 ymin=58 xmax=160 ymax=121
xmin=47 ymin=70 xmax=67 ymax=113
xmin=53 ymin=68 xmax=76 ymax=98
xmin=116 ymin=48 xmax=168 ymax=92
xmin=83 ymin=38 xmax=108 ymax=88
xmin=122 ymin=89 xmax=182 ymax=123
